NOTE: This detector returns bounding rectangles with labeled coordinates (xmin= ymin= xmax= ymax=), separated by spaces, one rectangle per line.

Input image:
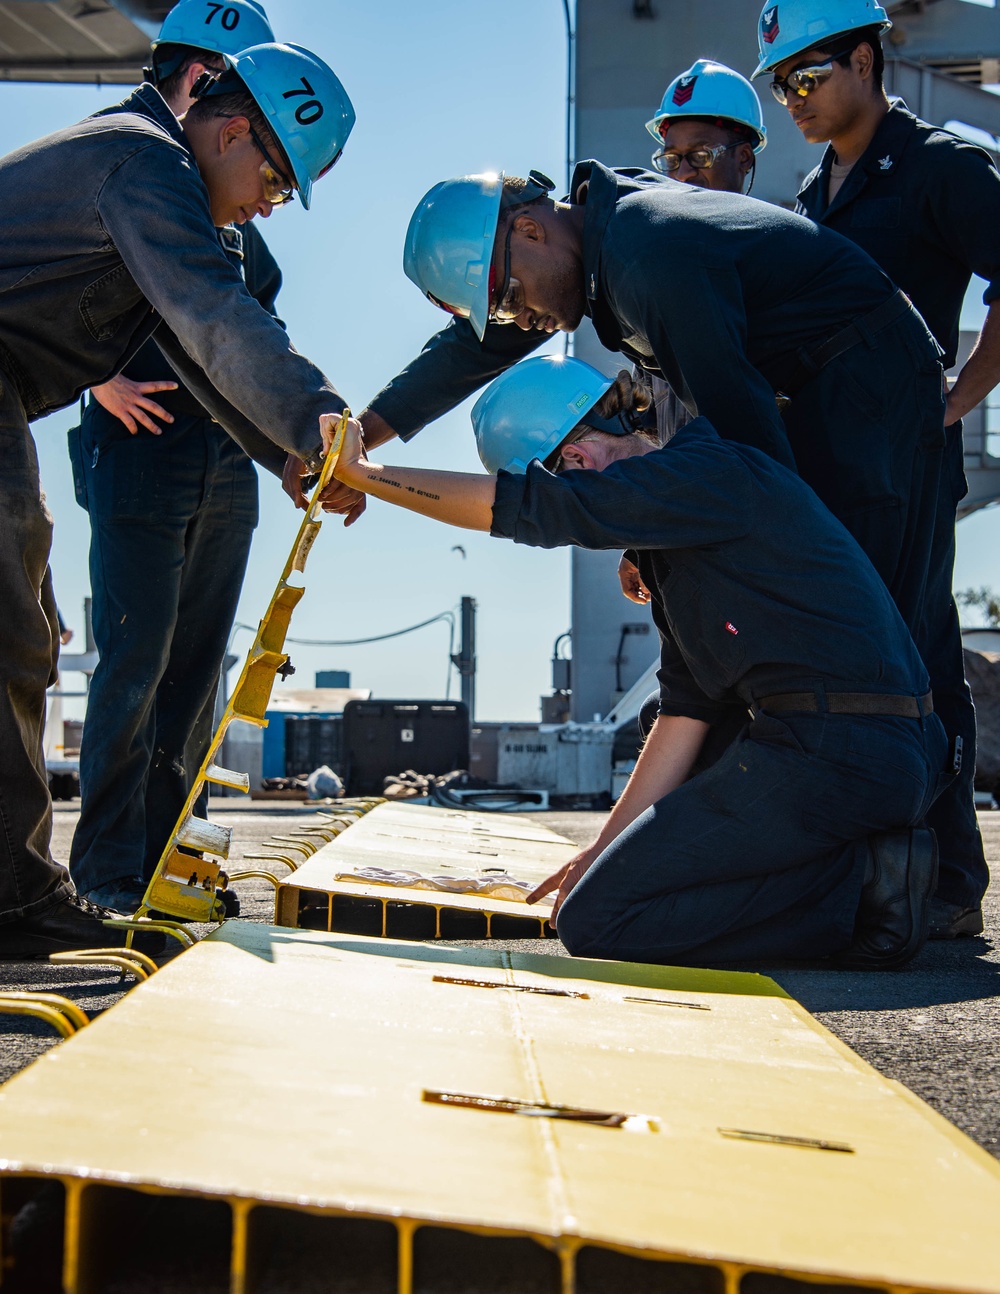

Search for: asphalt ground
xmin=1 ymin=798 xmax=997 ymax=1165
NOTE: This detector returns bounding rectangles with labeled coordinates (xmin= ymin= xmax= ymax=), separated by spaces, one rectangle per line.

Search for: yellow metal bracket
xmin=226 ymin=871 xmax=282 ymax=890
xmin=102 ymin=917 xmax=196 ymax=949
xmin=126 ymin=413 xmax=351 ymax=926
xmin=0 ymin=991 xmax=90 ymax=1038
xmin=242 ymin=852 xmax=303 ymax=873
xmin=49 ymin=948 xmax=157 ymax=981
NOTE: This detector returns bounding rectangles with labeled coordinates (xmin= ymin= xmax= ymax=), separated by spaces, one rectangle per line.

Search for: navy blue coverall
xmin=66 ymin=222 xmax=281 ymax=894
xmin=0 ymin=83 xmax=344 ymax=928
xmin=796 ymin=102 xmax=1000 ymax=910
xmin=492 ymin=422 xmax=949 ymax=964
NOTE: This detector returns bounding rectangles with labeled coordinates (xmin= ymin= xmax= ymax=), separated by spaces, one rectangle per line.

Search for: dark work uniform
xmin=492 ymin=423 xmax=949 ymax=964
xmin=67 ymin=223 xmax=280 ymax=893
xmin=370 ymin=168 xmax=947 ymax=597
xmin=797 ymin=102 xmax=999 ymax=910
xmin=0 ymin=83 xmax=344 ymax=930
xmin=370 ymin=160 xmax=948 ymax=841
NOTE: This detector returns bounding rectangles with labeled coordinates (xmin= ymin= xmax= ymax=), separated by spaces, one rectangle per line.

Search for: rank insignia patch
xmin=761 ymin=6 xmax=779 ymax=44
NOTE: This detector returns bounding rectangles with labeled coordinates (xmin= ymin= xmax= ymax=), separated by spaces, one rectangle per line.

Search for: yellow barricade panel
xmin=0 ymin=924 xmax=997 ymax=1294
xmin=276 ymin=802 xmax=573 ymax=936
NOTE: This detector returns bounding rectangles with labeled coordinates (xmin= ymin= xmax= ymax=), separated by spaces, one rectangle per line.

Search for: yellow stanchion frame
xmin=135 ymin=413 xmax=351 ymax=925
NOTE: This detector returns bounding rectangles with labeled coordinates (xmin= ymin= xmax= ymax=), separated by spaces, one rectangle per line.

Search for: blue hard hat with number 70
xmin=472 ymin=355 xmax=617 ymax=475
xmin=752 ymin=0 xmax=891 ymax=78
xmin=225 ymin=42 xmax=355 ymax=209
xmin=150 ymin=0 xmax=274 ymax=83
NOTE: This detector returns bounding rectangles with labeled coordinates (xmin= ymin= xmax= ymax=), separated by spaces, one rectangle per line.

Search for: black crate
xmin=284 ymin=715 xmax=344 ymax=778
xmin=342 ymin=700 xmax=470 ymax=795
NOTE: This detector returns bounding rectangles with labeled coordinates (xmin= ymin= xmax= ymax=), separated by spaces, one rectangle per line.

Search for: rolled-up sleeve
xmin=97 ymin=141 xmax=344 ymax=466
xmin=656 ymin=629 xmax=733 ymax=724
xmin=490 ymin=444 xmax=751 ymax=552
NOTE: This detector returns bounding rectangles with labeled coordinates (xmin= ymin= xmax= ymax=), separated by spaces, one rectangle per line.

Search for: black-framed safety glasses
xmin=488 ymin=220 xmax=529 ymax=325
xmin=248 ymin=125 xmax=296 ymax=206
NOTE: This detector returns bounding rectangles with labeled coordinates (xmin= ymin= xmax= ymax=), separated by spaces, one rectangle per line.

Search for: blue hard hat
xmin=197 ymin=43 xmax=356 ymax=210
xmin=150 ymin=0 xmax=274 ymax=83
xmin=404 ymin=170 xmax=555 ymax=342
xmin=752 ymin=0 xmax=891 ymax=78
xmin=646 ymin=60 xmax=766 ymax=153
xmin=472 ymin=356 xmax=624 ymax=475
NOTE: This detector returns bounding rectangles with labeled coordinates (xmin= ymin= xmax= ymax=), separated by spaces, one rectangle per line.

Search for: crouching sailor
xmin=326 ymin=355 xmax=953 ymax=969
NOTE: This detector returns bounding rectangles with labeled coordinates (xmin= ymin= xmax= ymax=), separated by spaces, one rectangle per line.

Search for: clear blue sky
xmin=2 ymin=0 xmax=998 ymax=725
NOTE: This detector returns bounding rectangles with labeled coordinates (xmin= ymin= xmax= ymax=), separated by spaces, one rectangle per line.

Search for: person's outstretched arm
xmin=328 ymin=415 xmax=496 ymax=531
xmin=527 ymin=713 xmax=709 ymax=923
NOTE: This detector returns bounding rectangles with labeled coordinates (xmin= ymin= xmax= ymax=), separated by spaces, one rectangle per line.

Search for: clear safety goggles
xmin=652 ymin=140 xmax=742 ymax=175
xmin=249 ymin=126 xmax=296 ymax=206
xmin=769 ymin=46 xmax=855 ymax=106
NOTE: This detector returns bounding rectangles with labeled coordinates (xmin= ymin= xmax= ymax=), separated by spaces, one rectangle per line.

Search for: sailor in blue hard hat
xmin=67 ymin=0 xmax=301 ymax=918
xmin=147 ymin=0 xmax=274 ymax=87
xmin=645 ymin=59 xmax=766 ymax=193
xmin=0 ymin=38 xmax=356 ymax=957
xmin=752 ymin=0 xmax=891 ymax=81
xmin=185 ymin=42 xmax=354 ymax=215
xmin=754 ymin=0 xmax=1000 ymax=939
xmin=322 ymin=364 xmax=947 ymax=971
xmin=471 ymin=355 xmax=650 ymax=476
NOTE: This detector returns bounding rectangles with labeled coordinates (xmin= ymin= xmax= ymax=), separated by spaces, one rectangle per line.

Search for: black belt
xmin=754 ymin=690 xmax=933 ymax=719
xmin=776 ymin=290 xmax=912 ymax=400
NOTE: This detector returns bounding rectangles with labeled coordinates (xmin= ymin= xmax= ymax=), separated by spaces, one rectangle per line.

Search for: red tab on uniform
xmin=725 ymin=622 xmax=739 ymax=635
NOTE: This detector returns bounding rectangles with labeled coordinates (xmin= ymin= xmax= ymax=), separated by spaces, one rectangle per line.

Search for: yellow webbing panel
xmin=276 ymin=801 xmax=571 ymax=936
xmin=136 ymin=414 xmax=353 ymax=925
xmin=0 ymin=924 xmax=997 ymax=1294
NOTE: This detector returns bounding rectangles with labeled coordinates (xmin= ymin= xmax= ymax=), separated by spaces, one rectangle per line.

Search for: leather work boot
xmin=0 ymin=894 xmax=166 ymax=960
xmin=927 ymin=898 xmax=984 ymax=940
xmin=835 ymin=828 xmax=938 ymax=971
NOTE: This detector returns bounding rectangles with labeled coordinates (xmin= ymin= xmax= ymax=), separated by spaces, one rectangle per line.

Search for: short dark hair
xmin=821 ymin=24 xmax=885 ymax=92
xmin=185 ymin=88 xmax=290 ymax=172
xmin=498 ymin=175 xmax=552 ymax=231
xmin=153 ymin=43 xmax=225 ymax=102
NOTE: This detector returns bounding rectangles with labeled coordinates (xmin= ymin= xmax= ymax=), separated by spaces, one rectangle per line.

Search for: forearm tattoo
xmin=368 ymin=469 xmax=440 ymax=501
